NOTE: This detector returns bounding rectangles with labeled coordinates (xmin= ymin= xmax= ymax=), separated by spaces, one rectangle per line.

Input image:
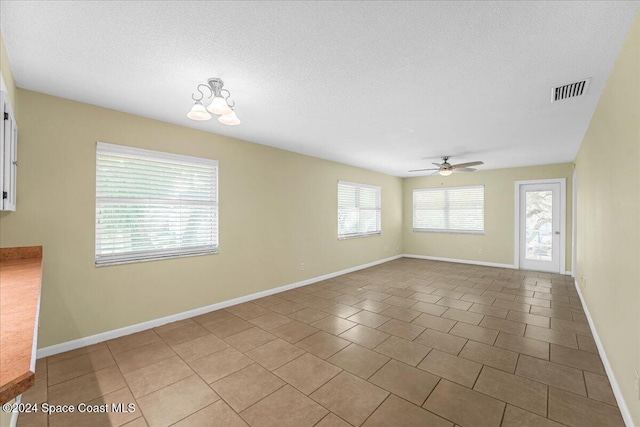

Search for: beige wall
xmin=0 ymin=89 xmax=403 ymax=347
xmin=0 ymin=30 xmax=16 ymax=111
xmin=403 ymin=163 xmax=573 ymax=270
xmin=574 ymin=11 xmax=640 ymax=424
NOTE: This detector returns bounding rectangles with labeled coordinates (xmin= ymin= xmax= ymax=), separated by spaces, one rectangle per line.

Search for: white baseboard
xmin=37 ymin=254 xmax=403 ymax=358
xmin=573 ymin=279 xmax=634 ymax=427
xmin=402 ymin=254 xmax=573 ymax=277
xmin=402 ymin=253 xmax=516 ymax=269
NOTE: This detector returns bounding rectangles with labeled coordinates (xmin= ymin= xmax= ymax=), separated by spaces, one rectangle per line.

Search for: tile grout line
xmin=547 ymin=383 xmax=550 ymax=419
xmin=471 ymin=363 xmax=485 ymax=390
xmin=226 ymin=313 xmax=353 ymax=423
xmin=104 ymin=338 xmax=149 ymax=427
xmin=120 ymin=325 xmax=229 ymax=424
xmin=233 ymin=381 xmax=289 ymax=424
xmin=421 ymin=376 xmax=442 ymax=407
xmin=358 ymin=393 xmax=392 ymax=426
xmin=229 ymin=346 xmax=342 ymax=425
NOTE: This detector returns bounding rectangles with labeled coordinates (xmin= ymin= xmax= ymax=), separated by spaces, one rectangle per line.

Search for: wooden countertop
xmin=0 ymin=246 xmax=43 ymax=404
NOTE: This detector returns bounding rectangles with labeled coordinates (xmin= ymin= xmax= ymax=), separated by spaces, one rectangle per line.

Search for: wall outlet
xmin=478 ymin=248 xmax=483 ymax=254
xmin=300 ymin=263 xmax=305 ymax=271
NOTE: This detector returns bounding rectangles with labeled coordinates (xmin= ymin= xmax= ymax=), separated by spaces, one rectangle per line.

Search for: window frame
xmin=95 ymin=142 xmax=219 ymax=266
xmin=412 ymin=185 xmax=485 ymax=234
xmin=337 ymin=180 xmax=382 ymax=240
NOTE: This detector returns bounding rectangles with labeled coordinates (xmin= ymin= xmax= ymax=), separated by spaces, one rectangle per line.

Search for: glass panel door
xmin=519 ymin=183 xmax=561 ymax=273
xmin=525 ymin=190 xmax=553 ymax=261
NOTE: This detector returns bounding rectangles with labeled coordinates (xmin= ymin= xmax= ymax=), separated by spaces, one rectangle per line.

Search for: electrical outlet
xmin=300 ymin=263 xmax=305 ymax=271
xmin=478 ymin=248 xmax=483 ymax=254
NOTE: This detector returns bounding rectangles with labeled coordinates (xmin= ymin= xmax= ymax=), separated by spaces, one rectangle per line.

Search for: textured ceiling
xmin=1 ymin=1 xmax=638 ymax=176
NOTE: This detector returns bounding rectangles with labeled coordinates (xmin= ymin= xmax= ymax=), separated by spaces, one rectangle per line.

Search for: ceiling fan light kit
xmin=409 ymin=156 xmax=484 ymax=176
xmin=188 ymin=78 xmax=240 ymax=125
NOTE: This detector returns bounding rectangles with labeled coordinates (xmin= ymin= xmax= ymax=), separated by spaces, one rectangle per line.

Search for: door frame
xmin=514 ymin=178 xmax=566 ymax=273
xmin=571 ymin=170 xmax=576 ymax=277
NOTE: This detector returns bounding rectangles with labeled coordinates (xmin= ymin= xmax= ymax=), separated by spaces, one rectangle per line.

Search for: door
xmin=519 ymin=183 xmax=561 ymax=273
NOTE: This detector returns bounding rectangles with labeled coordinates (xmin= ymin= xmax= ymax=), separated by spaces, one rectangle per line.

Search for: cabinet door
xmin=1 ymin=91 xmax=17 ymax=211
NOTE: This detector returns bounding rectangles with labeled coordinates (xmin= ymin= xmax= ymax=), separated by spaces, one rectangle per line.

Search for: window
xmin=338 ymin=181 xmax=381 ymax=239
xmin=413 ymin=185 xmax=484 ymax=233
xmin=96 ymin=142 xmax=218 ymax=266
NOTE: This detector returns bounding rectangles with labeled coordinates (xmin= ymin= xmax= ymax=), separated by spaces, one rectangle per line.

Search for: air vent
xmin=551 ymin=78 xmax=591 ymax=102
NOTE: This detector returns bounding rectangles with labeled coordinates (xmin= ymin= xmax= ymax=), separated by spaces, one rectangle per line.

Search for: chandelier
xmin=187 ymin=78 xmax=240 ymax=125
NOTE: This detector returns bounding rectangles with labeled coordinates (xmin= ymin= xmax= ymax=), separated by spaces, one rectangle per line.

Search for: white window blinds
xmin=413 ymin=185 xmax=484 ymax=233
xmin=96 ymin=142 xmax=218 ymax=266
xmin=338 ymin=181 xmax=381 ymax=239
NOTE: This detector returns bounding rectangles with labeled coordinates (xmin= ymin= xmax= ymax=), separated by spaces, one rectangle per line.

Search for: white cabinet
xmin=0 ymin=91 xmax=17 ymax=211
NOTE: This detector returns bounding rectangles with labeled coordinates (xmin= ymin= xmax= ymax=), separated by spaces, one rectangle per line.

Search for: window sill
xmin=413 ymin=229 xmax=484 ymax=235
xmin=338 ymin=232 xmax=381 ymax=240
xmin=95 ymin=249 xmax=219 ymax=267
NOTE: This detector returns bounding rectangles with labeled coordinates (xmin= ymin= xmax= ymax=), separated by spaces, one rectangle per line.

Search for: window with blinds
xmin=413 ymin=185 xmax=484 ymax=233
xmin=96 ymin=142 xmax=218 ymax=266
xmin=338 ymin=181 xmax=381 ymax=239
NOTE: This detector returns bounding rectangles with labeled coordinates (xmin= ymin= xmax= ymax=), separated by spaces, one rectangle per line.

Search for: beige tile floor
xmin=16 ymin=258 xmax=625 ymax=427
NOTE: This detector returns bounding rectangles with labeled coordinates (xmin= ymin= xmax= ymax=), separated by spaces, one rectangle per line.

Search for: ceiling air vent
xmin=551 ymin=78 xmax=591 ymax=102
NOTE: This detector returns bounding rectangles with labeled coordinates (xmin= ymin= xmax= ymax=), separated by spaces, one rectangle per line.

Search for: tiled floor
xmin=17 ymin=258 xmax=625 ymax=427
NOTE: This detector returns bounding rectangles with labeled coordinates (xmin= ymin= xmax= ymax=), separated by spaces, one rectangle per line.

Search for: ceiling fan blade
xmin=454 ymin=168 xmax=476 ymax=173
xmin=408 ymin=168 xmax=440 ymax=172
xmin=432 ymin=163 xmax=443 ymax=168
xmin=452 ymin=161 xmax=484 ymax=169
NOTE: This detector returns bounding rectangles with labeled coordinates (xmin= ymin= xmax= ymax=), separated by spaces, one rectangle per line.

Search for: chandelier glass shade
xmin=186 ymin=101 xmax=212 ymax=121
xmin=207 ymin=96 xmax=232 ymax=115
xmin=188 ymin=78 xmax=240 ymax=125
xmin=218 ymin=110 xmax=241 ymax=126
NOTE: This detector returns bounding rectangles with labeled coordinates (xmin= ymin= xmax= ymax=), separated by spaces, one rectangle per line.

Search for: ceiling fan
xmin=409 ymin=156 xmax=484 ymax=176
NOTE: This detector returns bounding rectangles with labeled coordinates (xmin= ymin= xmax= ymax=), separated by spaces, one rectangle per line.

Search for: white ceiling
xmin=1 ymin=1 xmax=638 ymax=177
